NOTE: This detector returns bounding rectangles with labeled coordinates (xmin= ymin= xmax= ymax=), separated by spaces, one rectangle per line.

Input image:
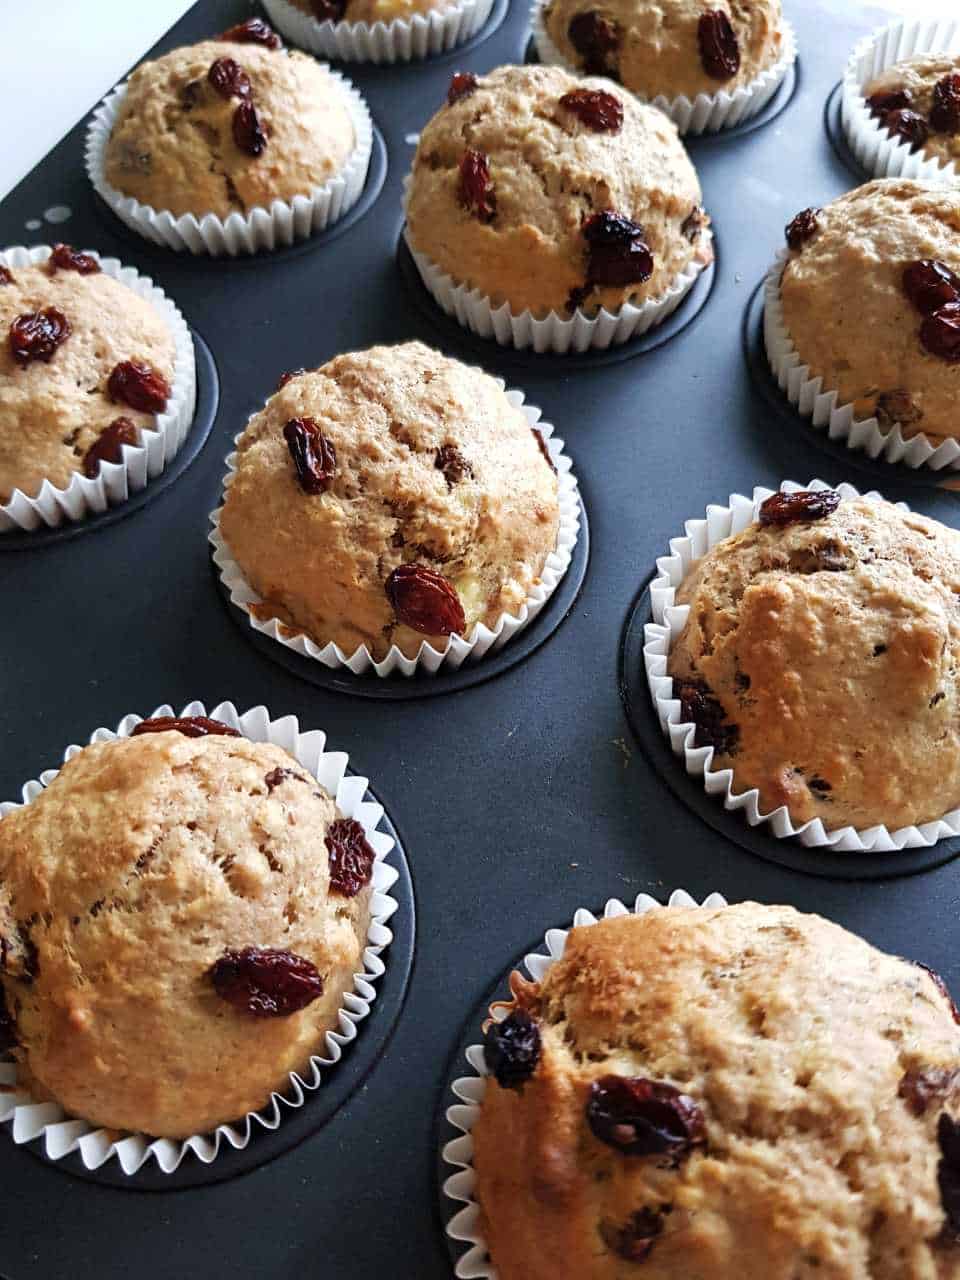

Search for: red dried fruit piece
xmin=599 ymin=1209 xmax=665 ymax=1263
xmin=587 ymin=1076 xmax=706 ymax=1161
xmin=447 ymin=71 xmax=478 ymax=106
xmin=208 ymin=57 xmax=252 ymax=101
xmin=568 ymin=11 xmax=621 ymax=76
xmin=219 ymin=18 xmax=282 ymax=49
xmin=284 ymin=417 xmax=336 ymax=494
xmin=916 ymin=962 xmax=960 ymax=1025
xmin=233 ymin=100 xmax=268 ymax=157
xmin=758 ymin=488 xmax=841 ymax=527
xmin=325 ymin=818 xmax=376 ymax=897
xmin=866 ymin=88 xmax=912 ymax=118
xmin=921 ymin=303 xmax=960 ymax=362
xmin=49 ymin=243 xmax=100 ymax=275
xmin=676 ymin=678 xmax=739 ymax=754
xmin=209 ymin=946 xmax=324 ymax=1017
xmin=931 ymin=73 xmax=960 ymax=134
xmin=311 ymin=0 xmax=348 ymax=17
xmin=583 ymin=211 xmax=653 ymax=287
xmin=82 ymin=417 xmax=138 ymax=478
xmin=785 ymin=207 xmax=821 ymax=250
xmin=435 ymin=443 xmax=472 ymax=485
xmin=939 ymin=1114 xmax=960 ymax=1240
xmin=884 ymin=107 xmax=929 ymax=151
xmin=903 ymin=260 xmax=960 ymax=314
xmin=559 ymin=88 xmax=624 ymax=133
xmin=698 ymin=10 xmax=740 ymax=80
xmin=0 ymin=266 xmax=12 ymax=286
xmin=483 ymin=1009 xmax=541 ymax=1090
xmin=386 ymin=563 xmax=466 ymax=636
xmin=682 ymin=206 xmax=706 ymax=243
xmin=277 ymin=367 xmax=307 ymax=391
xmin=9 ymin=308 xmax=71 ymax=367
xmin=899 ymin=1067 xmax=960 ymax=1116
xmin=459 ymin=150 xmax=496 ymax=223
xmin=107 ymin=360 xmax=171 ymax=413
xmin=532 ymin=427 xmax=557 ymax=474
xmin=131 ymin=716 xmax=241 ymax=739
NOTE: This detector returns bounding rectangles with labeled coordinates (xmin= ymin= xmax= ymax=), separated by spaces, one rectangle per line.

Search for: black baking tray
xmin=3 ymin=2 xmax=960 ymax=1277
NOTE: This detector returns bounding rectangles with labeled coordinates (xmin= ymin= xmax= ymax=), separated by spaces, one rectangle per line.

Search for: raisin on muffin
xmin=864 ymin=56 xmax=960 ymax=168
xmin=0 ymin=250 xmax=175 ymax=503
xmin=667 ymin=489 xmax=960 ymax=832
xmin=476 ymin=903 xmax=960 ymax=1279
xmin=542 ymin=0 xmax=785 ymax=103
xmin=780 ymin=180 xmax=960 ymax=443
xmin=219 ymin=341 xmax=560 ymax=661
xmin=0 ymin=719 xmax=375 ymax=1139
xmin=406 ymin=64 xmax=710 ymax=318
xmin=292 ymin=0 xmax=457 ymax=20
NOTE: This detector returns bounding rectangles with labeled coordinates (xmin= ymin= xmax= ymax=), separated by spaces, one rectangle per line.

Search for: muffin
xmin=0 ymin=719 xmax=375 ymax=1138
xmin=406 ymin=64 xmax=710 ymax=319
xmin=218 ymin=341 xmax=560 ymax=662
xmin=291 ymin=0 xmax=456 ymax=18
xmin=0 ymin=249 xmax=175 ymax=503
xmin=475 ymin=902 xmax=960 ymax=1279
xmin=778 ymin=180 xmax=960 ymax=446
xmin=542 ymin=0 xmax=785 ymax=103
xmin=864 ymin=56 xmax=960 ymax=169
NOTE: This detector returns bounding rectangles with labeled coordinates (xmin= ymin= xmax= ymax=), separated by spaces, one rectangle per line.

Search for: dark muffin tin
xmin=2 ymin=1 xmax=959 ymax=1276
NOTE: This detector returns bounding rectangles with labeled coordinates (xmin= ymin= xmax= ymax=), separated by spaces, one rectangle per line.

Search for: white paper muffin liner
xmin=531 ymin=1 xmax=796 ymax=136
xmin=85 ymin=67 xmax=373 ymax=256
xmin=644 ymin=479 xmax=960 ymax=853
xmin=442 ymin=888 xmax=728 ymax=1279
xmin=209 ymin=388 xmax=581 ymax=677
xmin=0 ymin=700 xmax=400 ymax=1176
xmin=763 ymin=249 xmax=960 ymax=471
xmin=840 ymin=17 xmax=960 ymax=183
xmin=262 ymin=0 xmax=495 ymax=64
xmin=0 ymin=245 xmax=196 ymax=534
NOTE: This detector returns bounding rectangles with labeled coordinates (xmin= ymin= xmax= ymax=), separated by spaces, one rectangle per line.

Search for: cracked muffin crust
xmin=475 ymin=903 xmax=960 ymax=1280
xmin=779 ymin=180 xmax=960 ymax=444
xmin=219 ymin=341 xmax=560 ymax=661
xmin=543 ymin=0 xmax=785 ymax=103
xmin=0 ymin=729 xmax=371 ymax=1138
xmin=0 ymin=259 xmax=175 ymax=503
xmin=406 ymin=64 xmax=709 ymax=318
xmin=865 ymin=56 xmax=960 ymax=169
xmin=104 ymin=39 xmax=356 ymax=219
xmin=666 ymin=493 xmax=960 ymax=832
xmin=291 ymin=0 xmax=457 ymax=19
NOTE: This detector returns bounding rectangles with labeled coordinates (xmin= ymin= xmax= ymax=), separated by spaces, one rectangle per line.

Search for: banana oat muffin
xmin=667 ymin=489 xmax=960 ymax=832
xmin=0 ymin=250 xmax=175 ymax=503
xmin=780 ymin=181 xmax=960 ymax=444
xmin=0 ymin=720 xmax=374 ymax=1138
xmin=406 ymin=64 xmax=710 ymax=317
xmin=542 ymin=0 xmax=785 ymax=102
xmin=104 ymin=36 xmax=356 ymax=219
xmin=291 ymin=0 xmax=456 ymax=19
xmin=864 ymin=56 xmax=960 ymax=169
xmin=476 ymin=903 xmax=960 ymax=1279
xmin=219 ymin=341 xmax=560 ymax=661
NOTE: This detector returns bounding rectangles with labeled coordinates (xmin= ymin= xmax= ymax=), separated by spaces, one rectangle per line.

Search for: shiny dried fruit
xmin=233 ymin=100 xmax=267 ymax=156
xmin=587 ymin=1076 xmax=706 ymax=1161
xmin=583 ymin=211 xmax=653 ymax=287
xmin=682 ymin=206 xmax=706 ymax=243
xmin=325 ymin=818 xmax=376 ymax=897
xmin=559 ymin=88 xmax=624 ymax=132
xmin=277 ymin=367 xmax=307 ymax=391
xmin=459 ymin=150 xmax=496 ymax=223
xmin=311 ymin=0 xmax=348 ymax=17
xmin=939 ymin=1113 xmax=960 ymax=1240
xmin=209 ymin=946 xmax=324 ymax=1017
xmin=900 ymin=1067 xmax=960 ymax=1116
xmin=568 ymin=11 xmax=620 ymax=76
xmin=866 ymin=87 xmax=912 ymax=118
xmin=82 ymin=417 xmax=138 ymax=478
xmin=758 ymin=488 xmax=841 ymax=527
xmin=921 ymin=303 xmax=960 ymax=362
xmin=10 ymin=308 xmax=71 ymax=367
xmin=284 ymin=417 xmax=336 ymax=494
xmin=219 ymin=18 xmax=282 ymax=49
xmin=785 ymin=207 xmax=821 ymax=250
xmin=0 ymin=266 xmax=12 ymax=286
xmin=447 ymin=71 xmax=478 ymax=105
xmin=483 ymin=1009 xmax=541 ymax=1089
xmin=49 ymin=243 xmax=100 ymax=275
xmin=903 ymin=259 xmax=960 ymax=314
xmin=884 ymin=107 xmax=929 ymax=151
xmin=385 ymin=564 xmax=466 ymax=636
xmin=876 ymin=389 xmax=922 ymax=428
xmin=107 ymin=360 xmax=170 ymax=413
xmin=532 ymin=427 xmax=557 ymax=474
xmin=131 ymin=716 xmax=241 ymax=739
xmin=599 ymin=1209 xmax=665 ymax=1263
xmin=676 ymin=678 xmax=739 ymax=754
xmin=435 ymin=443 xmax=472 ymax=486
xmin=698 ymin=10 xmax=740 ymax=79
xmin=208 ymin=57 xmax=252 ymax=100
xmin=916 ymin=962 xmax=960 ymax=1025
xmin=931 ymin=73 xmax=960 ymax=134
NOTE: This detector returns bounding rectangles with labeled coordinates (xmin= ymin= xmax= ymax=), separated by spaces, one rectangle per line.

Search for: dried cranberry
xmin=532 ymin=428 xmax=557 ymax=474
xmin=385 ymin=564 xmax=466 ymax=636
xmin=698 ymin=10 xmax=740 ymax=80
xmin=559 ymin=88 xmax=624 ymax=133
xmin=785 ymin=207 xmax=821 ymax=250
xmin=682 ymin=206 xmax=706 ymax=243
xmin=49 ymin=243 xmax=100 ymax=275
xmin=583 ymin=211 xmax=653 ymax=287
xmin=131 ymin=716 xmax=241 ymax=739
xmin=219 ymin=18 xmax=282 ymax=49
xmin=866 ymin=88 xmax=912 ymax=118
xmin=325 ymin=818 xmax=376 ymax=897
xmin=458 ymin=150 xmax=496 ymax=223
xmin=758 ymin=488 xmax=841 ymax=527
xmin=921 ymin=303 xmax=960 ymax=362
xmin=107 ymin=360 xmax=170 ymax=414
xmin=311 ymin=0 xmax=348 ymax=18
xmin=483 ymin=1009 xmax=541 ymax=1090
xmin=916 ymin=963 xmax=960 ymax=1025
xmin=900 ymin=1067 xmax=960 ymax=1116
xmin=233 ymin=100 xmax=267 ymax=156
xmin=567 ymin=11 xmax=620 ymax=76
xmin=208 ymin=57 xmax=252 ymax=101
xmin=284 ymin=417 xmax=336 ymax=495
xmin=435 ymin=444 xmax=472 ymax=486
xmin=447 ymin=72 xmax=478 ymax=106
xmin=209 ymin=946 xmax=324 ymax=1017
xmin=931 ymin=73 xmax=960 ymax=134
xmin=676 ymin=678 xmax=739 ymax=754
xmin=884 ymin=108 xmax=929 ymax=151
xmin=277 ymin=368 xmax=307 ymax=391
xmin=0 ymin=266 xmax=12 ymax=286
xmin=587 ymin=1076 xmax=706 ymax=1161
xmin=939 ymin=1113 xmax=960 ymax=1240
xmin=599 ymin=1209 xmax=665 ymax=1263
xmin=9 ymin=308 xmax=71 ymax=367
xmin=903 ymin=260 xmax=960 ymax=314
xmin=82 ymin=417 xmax=138 ymax=478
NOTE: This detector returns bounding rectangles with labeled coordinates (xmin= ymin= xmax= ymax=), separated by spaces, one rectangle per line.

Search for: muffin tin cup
xmin=208 ymin=388 xmax=582 ymax=678
xmin=0 ymin=700 xmax=400 ymax=1177
xmin=0 ymin=245 xmax=197 ymax=534
xmin=529 ymin=1 xmax=797 ymax=137
xmin=763 ymin=250 xmax=960 ymax=472
xmin=644 ymin=479 xmax=960 ymax=854
xmin=840 ymin=17 xmax=960 ymax=183
xmin=261 ymin=0 xmax=495 ymax=64
xmin=440 ymin=888 xmax=728 ymax=1279
xmin=85 ymin=69 xmax=374 ymax=257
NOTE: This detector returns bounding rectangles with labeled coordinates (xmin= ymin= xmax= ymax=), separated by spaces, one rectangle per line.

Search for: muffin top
xmin=292 ymin=0 xmax=455 ymax=19
xmin=219 ymin=341 xmax=560 ymax=661
xmin=104 ymin=39 xmax=356 ymax=219
xmin=667 ymin=491 xmax=960 ymax=832
xmin=543 ymin=0 xmax=785 ymax=102
xmin=475 ymin=903 xmax=960 ymax=1280
xmin=406 ymin=63 xmax=709 ymax=317
xmin=780 ymin=180 xmax=960 ymax=444
xmin=864 ymin=56 xmax=960 ymax=169
xmin=0 ymin=252 xmax=175 ymax=503
xmin=0 ymin=724 xmax=373 ymax=1138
